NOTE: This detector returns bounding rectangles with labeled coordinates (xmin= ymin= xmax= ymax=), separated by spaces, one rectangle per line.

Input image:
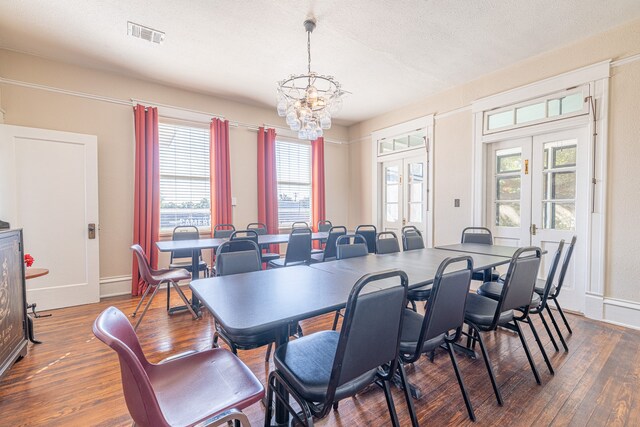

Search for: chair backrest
xmin=317 ymin=220 xmax=333 ymax=232
xmin=495 ymin=247 xmax=542 ymax=323
xmin=402 ymin=226 xmax=425 ymax=251
xmin=131 ymin=244 xmax=160 ymax=287
xmin=170 ymin=226 xmax=201 ymax=261
xmin=247 ymin=222 xmax=268 ymax=235
xmin=228 ymin=230 xmax=261 ymax=263
xmin=554 ymin=235 xmax=577 ymax=296
xmin=324 ymin=270 xmax=408 ymax=414
xmin=405 ymin=256 xmax=474 ymax=363
xmin=93 ymin=306 xmax=167 ymax=426
xmin=355 ymin=225 xmax=377 ymax=254
xmin=322 ymin=226 xmax=347 ymax=261
xmin=291 ymin=221 xmax=309 ymax=229
xmin=215 ymin=241 xmax=262 ymax=276
xmin=376 ymin=231 xmax=401 ymax=255
xmin=213 ymin=224 xmax=236 ymax=238
xmin=536 ymin=240 xmax=565 ymax=311
xmin=336 ymin=234 xmax=369 ymax=260
xmin=461 ymin=226 xmax=493 ymax=245
xmin=284 ymin=227 xmax=312 ymax=265
xmin=230 ymin=230 xmax=259 ymax=245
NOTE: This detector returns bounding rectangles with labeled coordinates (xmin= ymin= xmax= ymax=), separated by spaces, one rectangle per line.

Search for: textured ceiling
xmin=1 ymin=0 xmax=640 ymax=124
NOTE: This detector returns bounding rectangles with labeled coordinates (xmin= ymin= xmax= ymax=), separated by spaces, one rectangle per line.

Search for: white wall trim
xmin=0 ymin=107 xmax=5 ymax=124
xmin=435 ymin=105 xmax=472 ymax=121
xmin=471 ymin=60 xmax=611 ymax=113
xmin=100 ymin=275 xmax=132 ymax=298
xmin=611 ymin=53 xmax=640 ymax=68
xmin=586 ymin=294 xmax=640 ymax=330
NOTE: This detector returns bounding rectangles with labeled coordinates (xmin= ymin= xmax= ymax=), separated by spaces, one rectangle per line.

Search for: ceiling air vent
xmin=127 ymin=21 xmax=165 ymax=44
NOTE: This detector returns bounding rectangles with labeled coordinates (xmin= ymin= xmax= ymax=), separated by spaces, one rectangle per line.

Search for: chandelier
xmin=277 ymin=19 xmax=346 ymax=140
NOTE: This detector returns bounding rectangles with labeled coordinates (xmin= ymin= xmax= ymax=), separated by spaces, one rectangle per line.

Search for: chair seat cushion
xmin=477 ymin=281 xmax=541 ymax=307
xmin=311 ymin=248 xmax=324 ymax=255
xmin=310 ymin=253 xmax=336 ymax=263
xmin=274 ymin=331 xmax=378 ymax=402
xmin=399 ymin=309 xmax=445 ymax=354
xmin=150 ymin=348 xmax=264 ymax=426
xmin=268 ymin=259 xmax=307 ymax=268
xmin=472 ymin=271 xmax=500 ymax=282
xmin=407 ymin=285 xmax=431 ymax=301
xmin=216 ymin=325 xmax=276 ymax=349
xmin=152 ymin=268 xmax=191 ymax=283
xmin=465 ymin=293 xmax=513 ymax=327
xmin=534 ymin=278 xmax=556 ymax=296
xmin=169 ymin=260 xmax=208 ymax=272
xmin=261 ymin=253 xmax=280 ymax=263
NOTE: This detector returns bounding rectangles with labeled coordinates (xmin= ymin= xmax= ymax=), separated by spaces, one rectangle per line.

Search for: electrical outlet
xmin=454 ymin=199 xmax=460 ymax=207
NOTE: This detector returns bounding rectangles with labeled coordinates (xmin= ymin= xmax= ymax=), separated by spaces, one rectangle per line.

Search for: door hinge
xmin=530 ymin=224 xmax=537 ymax=235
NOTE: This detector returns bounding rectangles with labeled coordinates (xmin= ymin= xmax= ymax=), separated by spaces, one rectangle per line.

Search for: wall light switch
xmin=454 ymin=199 xmax=460 ymax=207
xmin=232 ymin=197 xmax=237 ymax=206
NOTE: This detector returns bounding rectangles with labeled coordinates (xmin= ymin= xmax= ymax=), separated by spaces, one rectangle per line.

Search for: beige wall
xmin=347 ymin=18 xmax=640 ymax=304
xmin=0 ymin=49 xmax=350 ymax=282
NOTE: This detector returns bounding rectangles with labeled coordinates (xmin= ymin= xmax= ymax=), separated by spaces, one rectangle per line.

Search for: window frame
xmin=275 ymin=137 xmax=313 ymax=230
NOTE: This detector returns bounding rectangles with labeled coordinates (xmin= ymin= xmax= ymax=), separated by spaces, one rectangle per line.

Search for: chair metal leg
xmin=331 ymin=310 xmax=341 ymax=331
xmin=526 ymin=315 xmax=554 ymax=375
xmin=134 ymin=284 xmax=161 ymax=331
xmin=171 ymin=281 xmax=198 ymax=319
xmin=553 ymin=297 xmax=572 ymax=334
xmin=263 ymin=375 xmax=275 ymax=427
xmin=381 ymin=379 xmax=400 ymax=427
xmin=203 ymin=408 xmax=250 ymax=426
xmin=514 ymin=320 xmax=542 ymax=384
xmin=469 ymin=323 xmax=503 ymax=405
xmin=166 ymin=283 xmax=170 ymax=311
xmin=538 ymin=311 xmax=559 ymax=352
xmin=546 ymin=305 xmax=569 ymax=352
xmin=132 ymin=284 xmax=152 ymax=317
xmin=397 ymin=362 xmax=418 ymax=427
xmin=446 ymin=342 xmax=476 ymax=421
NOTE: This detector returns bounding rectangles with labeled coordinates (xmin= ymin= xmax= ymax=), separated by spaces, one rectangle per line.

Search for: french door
xmin=382 ymin=154 xmax=427 ymax=236
xmin=488 ymin=127 xmax=588 ymax=313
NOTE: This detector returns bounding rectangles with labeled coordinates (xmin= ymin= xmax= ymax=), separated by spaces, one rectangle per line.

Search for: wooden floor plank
xmin=0 ymin=287 xmax=639 ymax=426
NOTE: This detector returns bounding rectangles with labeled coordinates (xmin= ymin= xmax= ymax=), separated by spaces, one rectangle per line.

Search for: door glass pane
xmin=497 ymin=176 xmax=521 ymax=200
xmin=553 ymin=145 xmax=577 ymax=167
xmin=543 ymin=202 xmax=575 ymax=230
xmin=385 ymin=166 xmax=399 ymax=184
xmin=409 ymin=203 xmax=422 ymax=223
xmin=516 ymin=102 xmax=546 ymax=124
xmin=386 ymin=204 xmax=398 ymax=222
xmin=544 ymin=172 xmax=576 ymax=200
xmin=497 ymin=152 xmax=521 ymax=173
xmin=496 ymin=202 xmax=520 ymax=227
xmin=487 ymin=110 xmax=513 ymax=130
xmin=387 ymin=185 xmax=399 ymax=203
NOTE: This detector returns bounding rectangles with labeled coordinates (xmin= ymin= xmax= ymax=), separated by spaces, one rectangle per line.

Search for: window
xmin=378 ymin=129 xmax=426 ymax=155
xmin=276 ymin=140 xmax=311 ymax=228
xmin=159 ymin=123 xmax=210 ymax=231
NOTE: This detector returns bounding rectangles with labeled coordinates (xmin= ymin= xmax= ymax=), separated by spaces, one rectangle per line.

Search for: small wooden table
xmin=25 ymin=268 xmax=49 ymax=280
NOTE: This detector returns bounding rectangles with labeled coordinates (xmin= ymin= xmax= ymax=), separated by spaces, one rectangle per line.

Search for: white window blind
xmin=276 ymin=140 xmax=312 ymax=228
xmin=159 ymin=123 xmax=211 ymax=231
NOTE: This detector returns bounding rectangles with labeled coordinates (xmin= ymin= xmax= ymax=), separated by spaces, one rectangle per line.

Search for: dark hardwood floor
xmin=1 ymin=287 xmax=639 ymax=426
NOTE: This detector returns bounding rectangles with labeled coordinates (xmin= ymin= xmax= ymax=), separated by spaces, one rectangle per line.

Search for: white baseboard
xmin=100 ymin=275 xmax=132 ymax=298
xmin=584 ymin=293 xmax=640 ymax=330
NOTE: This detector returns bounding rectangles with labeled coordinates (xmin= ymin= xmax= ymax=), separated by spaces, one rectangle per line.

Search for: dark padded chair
xmin=402 ymin=226 xmax=425 ymax=251
xmin=462 ymin=227 xmax=500 ymax=281
xmin=229 ymin=230 xmax=261 ymax=262
xmin=246 ymin=222 xmax=280 ymax=263
xmin=268 ymin=227 xmax=312 ymax=268
xmin=335 ymin=234 xmax=369 ymax=260
xmin=478 ymin=241 xmax=566 ymax=352
xmin=264 ymin=270 xmax=409 ymax=427
xmin=355 ymin=224 xmax=377 ymax=254
xmin=376 ymin=231 xmax=401 ymax=255
xmin=94 ymin=306 xmax=264 ymax=427
xmin=331 ymin=234 xmax=369 ymax=330
xmin=213 ymin=240 xmax=282 ymax=362
xmin=291 ymin=221 xmax=309 ymax=229
xmin=213 ymin=223 xmax=236 ymax=238
xmin=399 ymin=256 xmax=476 ymax=423
xmin=131 ymin=244 xmax=197 ymax=331
xmin=168 ymin=226 xmax=209 ymax=276
xmin=312 ymin=220 xmax=333 ymax=255
xmin=310 ymin=226 xmax=346 ymax=263
xmin=463 ymin=247 xmax=546 ymax=406
xmin=536 ymin=235 xmax=577 ymax=336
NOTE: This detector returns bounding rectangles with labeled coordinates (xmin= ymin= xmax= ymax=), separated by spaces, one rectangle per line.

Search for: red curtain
xmin=210 ymin=118 xmax=232 ymax=231
xmin=132 ymin=104 xmax=160 ymax=296
xmin=257 ymin=127 xmax=279 ymax=251
xmin=311 ymin=137 xmax=326 ymax=241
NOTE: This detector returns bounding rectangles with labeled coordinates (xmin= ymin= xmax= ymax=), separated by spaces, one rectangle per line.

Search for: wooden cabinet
xmin=0 ymin=229 xmax=27 ymax=380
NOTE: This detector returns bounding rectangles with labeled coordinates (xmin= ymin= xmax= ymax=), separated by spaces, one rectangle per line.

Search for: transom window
xmin=276 ymin=140 xmax=311 ymax=228
xmin=159 ymin=122 xmax=210 ymax=231
xmin=378 ymin=129 xmax=426 ymax=155
xmin=484 ymin=86 xmax=589 ymax=134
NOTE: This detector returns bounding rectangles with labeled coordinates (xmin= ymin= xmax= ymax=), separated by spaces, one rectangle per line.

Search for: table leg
xmin=273 ymin=325 xmax=290 ymax=426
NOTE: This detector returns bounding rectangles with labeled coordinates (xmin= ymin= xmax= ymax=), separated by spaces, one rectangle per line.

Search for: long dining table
xmin=155 ymin=232 xmax=329 ymax=312
xmin=190 ymin=247 xmax=511 ymax=426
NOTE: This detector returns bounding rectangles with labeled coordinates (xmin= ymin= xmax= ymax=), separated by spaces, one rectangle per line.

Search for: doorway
xmin=381 ymin=155 xmax=427 ymax=235
xmin=487 ymin=127 xmax=588 ymax=312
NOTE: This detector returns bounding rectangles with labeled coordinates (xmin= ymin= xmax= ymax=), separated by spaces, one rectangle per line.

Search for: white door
xmin=487 ymin=127 xmax=588 ymax=313
xmin=381 ymin=155 xmax=428 ymax=238
xmin=0 ymin=125 xmax=99 ymax=310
